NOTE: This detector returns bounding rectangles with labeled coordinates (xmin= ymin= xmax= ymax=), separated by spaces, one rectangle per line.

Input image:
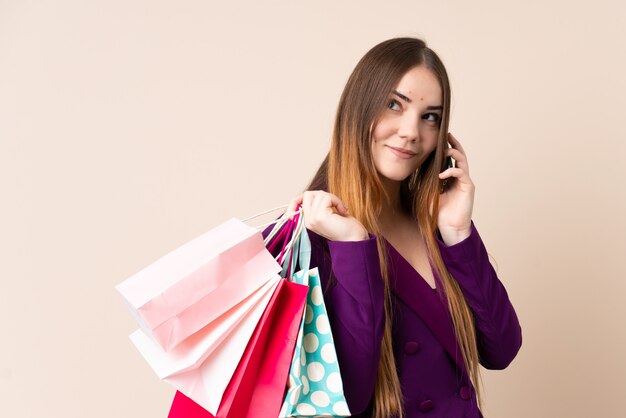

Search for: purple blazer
xmin=264 ymin=220 xmax=522 ymax=417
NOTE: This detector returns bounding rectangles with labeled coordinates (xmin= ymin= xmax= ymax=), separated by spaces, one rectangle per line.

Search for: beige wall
xmin=1 ymin=1 xmax=625 ymax=417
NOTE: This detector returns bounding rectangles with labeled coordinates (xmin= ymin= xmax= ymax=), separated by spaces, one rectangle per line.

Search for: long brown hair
xmin=307 ymin=37 xmax=482 ymax=417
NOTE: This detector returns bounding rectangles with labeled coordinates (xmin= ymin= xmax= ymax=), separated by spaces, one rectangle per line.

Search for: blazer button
xmin=418 ymin=399 xmax=434 ymax=412
xmin=404 ymin=341 xmax=421 ymax=354
xmin=459 ymin=385 xmax=472 ymax=400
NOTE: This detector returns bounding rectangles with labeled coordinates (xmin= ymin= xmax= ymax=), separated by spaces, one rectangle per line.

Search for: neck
xmin=378 ymin=176 xmax=407 ymax=228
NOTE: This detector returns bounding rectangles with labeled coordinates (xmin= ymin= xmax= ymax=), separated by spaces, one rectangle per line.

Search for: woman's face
xmin=371 ymin=65 xmax=443 ymax=182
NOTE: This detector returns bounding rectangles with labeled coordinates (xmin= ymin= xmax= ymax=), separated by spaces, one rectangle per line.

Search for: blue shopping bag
xmin=277 ymin=220 xmax=351 ymax=417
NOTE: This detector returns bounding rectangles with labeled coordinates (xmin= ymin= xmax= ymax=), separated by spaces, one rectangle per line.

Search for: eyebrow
xmin=392 ymin=90 xmax=412 ymax=103
xmin=392 ymin=90 xmax=443 ymax=110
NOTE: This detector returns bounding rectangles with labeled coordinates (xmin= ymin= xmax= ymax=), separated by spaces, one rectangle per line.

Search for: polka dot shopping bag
xmin=278 ymin=268 xmax=351 ymax=417
xmin=272 ymin=208 xmax=350 ymax=417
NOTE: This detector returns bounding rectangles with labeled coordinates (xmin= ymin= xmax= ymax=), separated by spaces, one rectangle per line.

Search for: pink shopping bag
xmin=168 ymin=278 xmax=308 ymax=418
xmin=116 ymin=218 xmax=282 ymax=351
xmin=131 ymin=275 xmax=282 ymax=415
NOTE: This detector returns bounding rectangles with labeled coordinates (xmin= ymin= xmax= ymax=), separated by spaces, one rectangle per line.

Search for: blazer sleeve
xmin=435 ymin=220 xmax=523 ymax=370
xmin=324 ymin=235 xmax=385 ymax=414
xmin=261 ymin=224 xmax=385 ymax=414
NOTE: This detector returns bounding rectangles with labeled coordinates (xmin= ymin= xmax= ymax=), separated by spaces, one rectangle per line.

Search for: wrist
xmin=438 ymin=226 xmax=471 ymax=247
xmin=336 ymin=227 xmax=370 ymax=242
xmin=342 ymin=232 xmax=370 ymax=241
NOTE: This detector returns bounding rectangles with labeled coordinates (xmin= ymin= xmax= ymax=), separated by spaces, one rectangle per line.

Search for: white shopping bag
xmin=116 ymin=218 xmax=282 ymax=351
xmin=130 ymin=275 xmax=281 ymax=415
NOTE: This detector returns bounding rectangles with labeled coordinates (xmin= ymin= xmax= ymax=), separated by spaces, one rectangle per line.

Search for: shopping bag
xmin=218 ymin=212 xmax=308 ymax=417
xmin=168 ymin=278 xmax=309 ymax=418
xmin=116 ymin=217 xmax=282 ymax=351
xmin=131 ymin=274 xmax=281 ymax=415
xmin=168 ymin=391 xmax=210 ymax=418
xmin=278 ymin=267 xmax=351 ymax=417
xmin=217 ymin=278 xmax=307 ymax=417
xmin=269 ymin=212 xmax=350 ymax=416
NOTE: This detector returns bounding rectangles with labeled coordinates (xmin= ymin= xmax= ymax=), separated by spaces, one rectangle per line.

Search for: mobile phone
xmin=440 ymin=144 xmax=454 ymax=193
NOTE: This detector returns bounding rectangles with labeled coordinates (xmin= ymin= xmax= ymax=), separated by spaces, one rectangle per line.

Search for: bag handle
xmin=242 ymin=203 xmax=310 ymax=276
xmin=280 ymin=210 xmax=311 ymax=278
xmin=241 ymin=204 xmax=302 ymax=233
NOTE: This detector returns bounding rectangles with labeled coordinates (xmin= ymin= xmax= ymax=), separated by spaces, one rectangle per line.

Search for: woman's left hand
xmin=436 ymin=132 xmax=475 ymax=245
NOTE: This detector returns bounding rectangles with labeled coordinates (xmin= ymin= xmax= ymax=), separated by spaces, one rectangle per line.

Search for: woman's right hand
xmin=286 ymin=191 xmax=369 ymax=242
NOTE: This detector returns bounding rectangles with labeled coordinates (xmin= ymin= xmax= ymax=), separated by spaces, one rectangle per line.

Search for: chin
xmin=378 ymin=170 xmax=413 ymax=182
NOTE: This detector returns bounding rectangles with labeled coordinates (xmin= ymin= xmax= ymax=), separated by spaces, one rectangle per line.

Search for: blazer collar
xmin=385 ymin=240 xmax=468 ymax=377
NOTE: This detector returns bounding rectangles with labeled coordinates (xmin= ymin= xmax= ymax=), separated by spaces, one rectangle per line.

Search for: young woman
xmin=279 ymin=37 xmax=522 ymax=417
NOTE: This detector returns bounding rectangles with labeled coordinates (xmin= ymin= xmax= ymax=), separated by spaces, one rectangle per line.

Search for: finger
xmin=301 ymin=191 xmax=316 ymax=226
xmin=322 ymin=192 xmax=349 ymax=215
xmin=286 ymin=194 xmax=304 ymax=218
xmin=306 ymin=192 xmax=333 ymax=224
xmin=308 ymin=191 xmax=330 ymax=230
xmin=447 ymin=132 xmax=467 ymax=155
xmin=304 ymin=191 xmax=346 ymax=216
xmin=309 ymin=191 xmax=324 ymax=217
xmin=438 ymin=167 xmax=467 ymax=181
xmin=445 ymin=147 xmax=469 ymax=173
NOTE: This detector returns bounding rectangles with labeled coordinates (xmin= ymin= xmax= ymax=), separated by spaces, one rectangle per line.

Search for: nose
xmin=397 ymin=111 xmax=419 ymax=142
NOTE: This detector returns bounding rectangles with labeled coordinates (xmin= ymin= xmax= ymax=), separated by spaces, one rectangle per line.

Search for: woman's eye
xmin=387 ymin=99 xmax=401 ymax=111
xmin=424 ymin=113 xmax=441 ymax=123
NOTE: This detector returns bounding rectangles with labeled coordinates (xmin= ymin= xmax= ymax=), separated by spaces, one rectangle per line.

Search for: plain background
xmin=2 ymin=1 xmax=625 ymax=417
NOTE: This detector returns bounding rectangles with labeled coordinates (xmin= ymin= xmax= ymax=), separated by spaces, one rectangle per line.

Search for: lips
xmin=386 ymin=145 xmax=417 ymax=159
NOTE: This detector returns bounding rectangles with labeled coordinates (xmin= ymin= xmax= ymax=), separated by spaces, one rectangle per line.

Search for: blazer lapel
xmin=385 ymin=241 xmax=468 ymax=376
